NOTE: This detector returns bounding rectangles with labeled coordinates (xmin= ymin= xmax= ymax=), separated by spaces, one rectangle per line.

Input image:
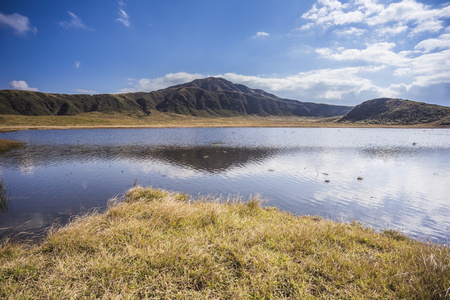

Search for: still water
xmin=1 ymin=128 xmax=449 ymax=243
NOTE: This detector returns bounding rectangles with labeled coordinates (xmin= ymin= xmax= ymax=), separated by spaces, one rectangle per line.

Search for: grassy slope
xmin=338 ymin=98 xmax=450 ymax=126
xmin=1 ymin=187 xmax=448 ymax=299
xmin=0 ymin=80 xmax=352 ymax=118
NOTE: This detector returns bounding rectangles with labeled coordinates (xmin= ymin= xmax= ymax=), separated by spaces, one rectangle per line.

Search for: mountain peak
xmin=174 ymin=77 xmax=244 ymax=93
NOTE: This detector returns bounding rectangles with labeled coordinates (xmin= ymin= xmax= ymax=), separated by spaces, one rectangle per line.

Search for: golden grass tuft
xmin=1 ymin=186 xmax=449 ymax=299
xmin=0 ymin=138 xmax=22 ymax=153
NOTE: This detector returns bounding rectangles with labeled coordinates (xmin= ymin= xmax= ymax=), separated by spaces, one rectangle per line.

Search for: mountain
xmin=0 ymin=77 xmax=352 ymax=118
xmin=338 ymin=98 xmax=450 ymax=125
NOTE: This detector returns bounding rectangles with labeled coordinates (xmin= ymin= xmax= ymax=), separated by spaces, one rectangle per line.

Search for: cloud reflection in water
xmin=0 ymin=128 xmax=449 ymax=243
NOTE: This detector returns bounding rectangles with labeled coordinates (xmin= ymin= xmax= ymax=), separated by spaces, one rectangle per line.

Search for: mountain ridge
xmin=0 ymin=77 xmax=352 ymax=118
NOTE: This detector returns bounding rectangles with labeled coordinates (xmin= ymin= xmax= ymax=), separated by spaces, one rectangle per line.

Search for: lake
xmin=1 ymin=128 xmax=449 ymax=243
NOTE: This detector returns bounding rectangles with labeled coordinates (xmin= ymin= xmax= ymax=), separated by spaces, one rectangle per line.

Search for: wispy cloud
xmin=116 ymin=9 xmax=130 ymax=27
xmin=0 ymin=12 xmax=37 ymax=35
xmin=75 ymin=61 xmax=81 ymax=68
xmin=116 ymin=1 xmax=130 ymax=27
xmin=60 ymin=11 xmax=90 ymax=30
xmin=333 ymin=27 xmax=366 ymax=36
xmin=119 ymin=72 xmax=205 ymax=93
xmin=8 ymin=80 xmax=39 ymax=91
xmin=76 ymin=89 xmax=97 ymax=94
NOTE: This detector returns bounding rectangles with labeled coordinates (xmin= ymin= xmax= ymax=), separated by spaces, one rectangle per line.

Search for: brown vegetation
xmin=338 ymin=98 xmax=450 ymax=126
xmin=0 ymin=138 xmax=22 ymax=153
xmin=0 ymin=113 xmax=444 ymax=132
xmin=1 ymin=187 xmax=448 ymax=299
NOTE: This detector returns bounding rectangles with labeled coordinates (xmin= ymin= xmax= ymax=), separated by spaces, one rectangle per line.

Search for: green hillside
xmin=0 ymin=78 xmax=352 ymax=118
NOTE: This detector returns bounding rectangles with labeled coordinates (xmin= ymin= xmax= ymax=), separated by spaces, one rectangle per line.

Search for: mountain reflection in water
xmin=0 ymin=128 xmax=449 ymax=244
xmin=2 ymin=144 xmax=281 ymax=174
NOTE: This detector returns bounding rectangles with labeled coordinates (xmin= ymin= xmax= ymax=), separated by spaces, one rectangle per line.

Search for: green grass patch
xmin=1 ymin=186 xmax=449 ymax=299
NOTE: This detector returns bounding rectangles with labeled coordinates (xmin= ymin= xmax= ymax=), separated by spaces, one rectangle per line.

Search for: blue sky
xmin=1 ymin=0 xmax=449 ymax=106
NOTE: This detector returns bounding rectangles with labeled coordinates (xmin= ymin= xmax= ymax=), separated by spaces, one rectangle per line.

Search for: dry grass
xmin=1 ymin=186 xmax=449 ymax=299
xmin=0 ymin=112 xmax=443 ymax=131
xmin=0 ymin=138 xmax=22 ymax=153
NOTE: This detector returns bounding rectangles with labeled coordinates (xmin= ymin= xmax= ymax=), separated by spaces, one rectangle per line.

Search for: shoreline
xmin=1 ymin=124 xmax=447 ymax=132
xmin=1 ymin=113 xmax=447 ymax=132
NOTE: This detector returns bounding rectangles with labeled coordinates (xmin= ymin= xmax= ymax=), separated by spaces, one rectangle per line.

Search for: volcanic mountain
xmin=0 ymin=77 xmax=352 ymax=117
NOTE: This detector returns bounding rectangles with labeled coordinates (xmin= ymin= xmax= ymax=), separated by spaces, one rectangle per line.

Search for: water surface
xmin=1 ymin=128 xmax=449 ymax=243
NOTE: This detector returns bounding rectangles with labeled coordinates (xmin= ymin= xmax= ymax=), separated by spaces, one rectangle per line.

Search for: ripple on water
xmin=1 ymin=128 xmax=449 ymax=243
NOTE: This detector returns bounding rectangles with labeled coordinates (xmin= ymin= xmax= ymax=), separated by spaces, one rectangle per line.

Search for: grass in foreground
xmin=1 ymin=187 xmax=449 ymax=299
xmin=0 ymin=138 xmax=22 ymax=153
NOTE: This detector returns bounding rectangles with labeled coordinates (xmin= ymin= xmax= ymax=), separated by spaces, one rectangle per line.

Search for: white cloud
xmin=395 ymin=49 xmax=450 ymax=86
xmin=365 ymin=0 xmax=448 ymax=33
xmin=298 ymin=22 xmax=314 ymax=31
xmin=300 ymin=0 xmax=450 ymax=97
xmin=60 ymin=11 xmax=89 ymax=30
xmin=415 ymin=33 xmax=450 ymax=53
xmin=219 ymin=68 xmax=392 ymax=102
xmin=119 ymin=72 xmax=205 ymax=93
xmin=75 ymin=61 xmax=81 ymax=68
xmin=116 ymin=9 xmax=130 ymax=27
xmin=253 ymin=31 xmax=270 ymax=38
xmin=375 ymin=24 xmax=408 ymax=36
xmin=0 ymin=12 xmax=37 ymax=35
xmin=316 ymin=42 xmax=411 ymax=66
xmin=301 ymin=0 xmax=365 ymax=27
xmin=76 ymin=89 xmax=97 ymax=94
xmin=316 ymin=40 xmax=450 ymax=90
xmin=302 ymin=0 xmax=450 ymax=36
xmin=8 ymin=80 xmax=39 ymax=91
xmin=411 ymin=19 xmax=444 ymax=35
xmin=333 ymin=27 xmax=366 ymax=36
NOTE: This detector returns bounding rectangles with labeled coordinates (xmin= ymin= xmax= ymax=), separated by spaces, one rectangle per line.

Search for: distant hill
xmin=338 ymin=98 xmax=450 ymax=125
xmin=0 ymin=77 xmax=352 ymax=118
